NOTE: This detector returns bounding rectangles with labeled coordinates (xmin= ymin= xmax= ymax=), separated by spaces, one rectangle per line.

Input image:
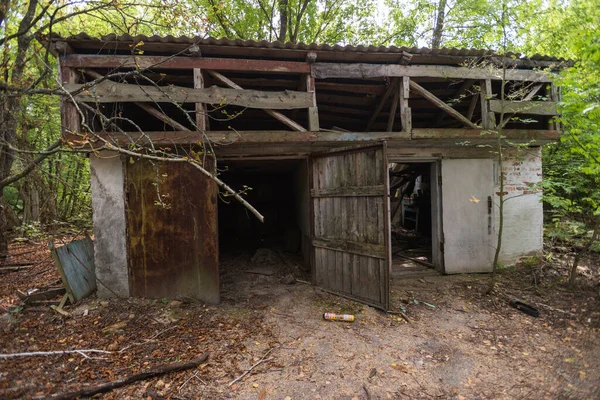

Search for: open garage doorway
xmin=217 ymin=158 xmax=311 ymax=304
xmin=389 ymin=161 xmax=442 ymax=277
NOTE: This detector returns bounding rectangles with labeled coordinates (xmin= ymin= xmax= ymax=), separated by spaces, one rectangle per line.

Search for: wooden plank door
xmin=125 ymin=157 xmax=219 ymax=303
xmin=310 ymin=144 xmax=391 ymax=310
xmin=441 ymin=159 xmax=495 ymax=273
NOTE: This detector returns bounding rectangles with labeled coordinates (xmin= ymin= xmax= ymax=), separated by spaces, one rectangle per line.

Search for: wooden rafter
xmin=434 ymin=79 xmax=476 ymax=126
xmin=365 ymin=78 xmax=398 ymax=132
xmin=409 ymin=80 xmax=479 ymax=129
xmin=206 ymin=70 xmax=307 ymax=132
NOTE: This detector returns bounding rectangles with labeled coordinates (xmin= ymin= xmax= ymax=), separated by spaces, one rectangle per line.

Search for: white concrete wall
xmin=90 ymin=152 xmax=129 ymax=297
xmin=495 ymin=147 xmax=544 ymax=265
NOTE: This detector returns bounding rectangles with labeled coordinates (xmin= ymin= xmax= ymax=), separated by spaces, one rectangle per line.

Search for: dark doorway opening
xmin=389 ymin=162 xmax=437 ymax=277
xmin=217 ymin=159 xmax=311 ymax=303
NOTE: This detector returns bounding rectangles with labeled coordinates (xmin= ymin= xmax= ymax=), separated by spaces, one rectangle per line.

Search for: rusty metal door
xmin=125 ymin=157 xmax=219 ymax=303
xmin=310 ymin=144 xmax=391 ymax=310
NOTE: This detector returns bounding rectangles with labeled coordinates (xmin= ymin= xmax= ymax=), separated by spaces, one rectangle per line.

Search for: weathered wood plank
xmin=312 ymin=238 xmax=386 ymax=260
xmin=312 ymin=63 xmax=552 ymax=82
xmin=400 ymin=77 xmax=411 ymax=134
xmin=489 ymin=100 xmax=558 ymax=115
xmin=65 ymin=81 xmax=314 ymax=109
xmin=311 ymin=185 xmax=385 ymax=197
xmin=106 ymin=129 xmax=560 ymax=145
xmin=409 ymin=80 xmax=479 ymax=129
xmin=207 ymin=70 xmax=307 ymax=132
xmin=62 ymin=54 xmax=311 ymax=73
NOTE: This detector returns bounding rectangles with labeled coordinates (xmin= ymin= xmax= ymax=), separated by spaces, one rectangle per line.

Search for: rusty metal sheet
xmin=125 ymin=157 xmax=219 ymax=303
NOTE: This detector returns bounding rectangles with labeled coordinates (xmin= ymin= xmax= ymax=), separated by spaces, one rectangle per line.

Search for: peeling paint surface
xmin=125 ymin=158 xmax=219 ymax=302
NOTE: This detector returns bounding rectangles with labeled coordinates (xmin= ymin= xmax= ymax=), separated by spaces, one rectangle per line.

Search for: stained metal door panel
xmin=441 ymin=159 xmax=494 ymax=274
xmin=310 ymin=145 xmax=391 ymax=310
xmin=126 ymin=158 xmax=219 ymax=302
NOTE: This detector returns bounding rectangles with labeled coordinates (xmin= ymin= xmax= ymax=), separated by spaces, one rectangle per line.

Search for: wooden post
xmin=400 ymin=77 xmax=412 ymax=136
xmin=386 ymin=88 xmax=399 ymax=132
xmin=306 ymin=74 xmax=320 ymax=131
xmin=480 ymin=79 xmax=495 ymax=129
xmin=194 ymin=68 xmax=208 ymax=132
xmin=58 ymin=52 xmax=80 ymax=137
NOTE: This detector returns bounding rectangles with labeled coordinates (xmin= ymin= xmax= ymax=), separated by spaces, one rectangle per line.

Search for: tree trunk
xmin=278 ymin=0 xmax=289 ymax=42
xmin=431 ymin=0 xmax=447 ymax=50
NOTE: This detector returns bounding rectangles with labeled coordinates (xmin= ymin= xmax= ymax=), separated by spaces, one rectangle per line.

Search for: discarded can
xmin=323 ymin=312 xmax=355 ymax=322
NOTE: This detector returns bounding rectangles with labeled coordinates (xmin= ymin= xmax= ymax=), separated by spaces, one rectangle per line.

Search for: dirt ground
xmin=1 ymin=240 xmax=599 ymax=399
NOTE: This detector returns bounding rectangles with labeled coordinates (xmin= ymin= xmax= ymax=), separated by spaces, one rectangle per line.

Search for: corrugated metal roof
xmin=51 ymin=33 xmax=566 ymax=65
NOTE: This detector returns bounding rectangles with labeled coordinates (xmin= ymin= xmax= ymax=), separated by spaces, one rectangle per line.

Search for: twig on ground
xmin=228 ymin=349 xmax=274 ymax=386
xmin=0 ymin=349 xmax=111 ymax=359
xmin=42 ymin=354 xmax=209 ymax=400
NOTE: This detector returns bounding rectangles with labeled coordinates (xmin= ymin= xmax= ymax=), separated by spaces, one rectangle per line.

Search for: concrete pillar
xmin=90 ymin=151 xmax=130 ymax=297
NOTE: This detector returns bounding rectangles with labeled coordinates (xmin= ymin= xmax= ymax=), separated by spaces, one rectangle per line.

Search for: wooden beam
xmin=490 ymin=100 xmax=558 ymax=115
xmin=523 ymin=83 xmax=544 ymax=101
xmin=409 ymin=80 xmax=479 ymax=129
xmin=135 ymin=103 xmax=189 ymax=131
xmin=313 ymin=63 xmax=552 ymax=82
xmin=466 ymin=93 xmax=479 ymax=121
xmin=194 ymin=68 xmax=207 ymax=131
xmin=306 ymin=74 xmax=319 ymax=131
xmin=65 ymin=80 xmax=314 ymax=110
xmin=435 ymin=79 xmax=476 ymax=126
xmin=83 ymin=69 xmax=191 ymax=132
xmin=58 ymin=60 xmax=79 ymax=136
xmin=62 ymin=54 xmax=310 ymax=74
xmin=365 ymin=78 xmax=397 ymax=131
xmin=400 ymin=77 xmax=411 ymax=134
xmin=206 ymin=70 xmax=306 ymax=132
xmin=105 ymin=129 xmax=560 ymax=146
xmin=480 ymin=79 xmax=494 ymax=129
xmin=387 ymin=87 xmax=399 ymax=132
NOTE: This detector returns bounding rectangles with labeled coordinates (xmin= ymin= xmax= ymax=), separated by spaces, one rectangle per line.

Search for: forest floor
xmin=0 ymin=239 xmax=599 ymax=399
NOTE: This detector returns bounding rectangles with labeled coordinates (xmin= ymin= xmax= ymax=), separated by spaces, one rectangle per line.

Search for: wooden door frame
xmin=386 ymin=157 xmax=444 ymax=273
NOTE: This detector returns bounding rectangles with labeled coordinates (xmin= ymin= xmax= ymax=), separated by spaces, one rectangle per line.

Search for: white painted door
xmin=441 ymin=159 xmax=495 ymax=273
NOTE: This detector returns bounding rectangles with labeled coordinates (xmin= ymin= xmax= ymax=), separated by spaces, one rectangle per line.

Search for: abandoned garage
xmin=49 ymin=34 xmax=563 ymax=310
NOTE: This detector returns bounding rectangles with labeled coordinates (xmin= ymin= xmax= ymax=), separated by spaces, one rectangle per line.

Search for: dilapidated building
xmin=49 ymin=34 xmax=563 ymax=310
